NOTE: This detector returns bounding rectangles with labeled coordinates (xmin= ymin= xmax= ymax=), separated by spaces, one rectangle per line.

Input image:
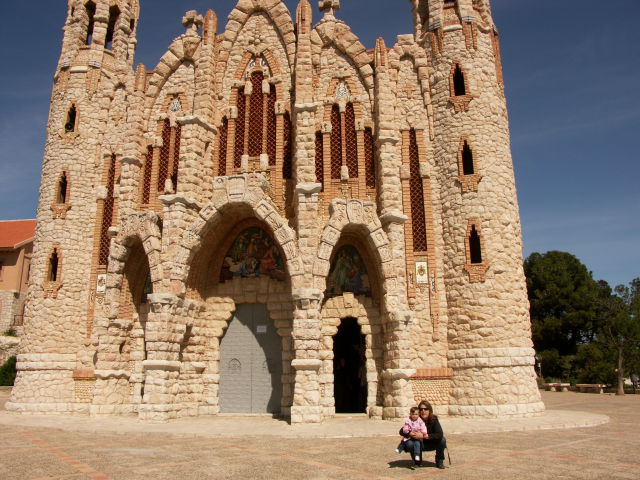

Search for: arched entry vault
xmin=90 ymin=212 xmax=162 ymax=416
xmin=174 ymin=174 xmax=303 ymax=417
xmin=315 ymin=199 xmax=416 ymax=420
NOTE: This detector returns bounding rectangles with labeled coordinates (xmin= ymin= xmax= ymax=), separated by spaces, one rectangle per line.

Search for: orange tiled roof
xmin=0 ymin=220 xmax=36 ymax=249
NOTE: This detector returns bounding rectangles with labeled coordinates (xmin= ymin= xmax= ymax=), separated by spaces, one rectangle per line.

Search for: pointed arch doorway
xmin=333 ymin=317 xmax=367 ymax=413
xmin=219 ymin=304 xmax=283 ymax=414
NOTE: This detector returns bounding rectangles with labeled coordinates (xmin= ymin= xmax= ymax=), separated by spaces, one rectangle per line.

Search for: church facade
xmin=8 ymin=0 xmax=544 ymax=422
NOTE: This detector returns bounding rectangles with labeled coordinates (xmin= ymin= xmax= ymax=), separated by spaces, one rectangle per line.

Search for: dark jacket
xmin=400 ymin=416 xmax=444 ymax=442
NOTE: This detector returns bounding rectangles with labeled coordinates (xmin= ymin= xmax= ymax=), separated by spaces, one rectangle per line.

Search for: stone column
xmin=138 ymin=293 xmax=184 ymax=421
xmin=290 ymin=288 xmax=323 ymax=423
xmin=381 ymin=310 xmax=416 ymax=419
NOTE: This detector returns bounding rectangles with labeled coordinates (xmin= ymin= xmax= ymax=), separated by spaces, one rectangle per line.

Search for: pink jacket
xmin=401 ymin=416 xmax=428 ymax=441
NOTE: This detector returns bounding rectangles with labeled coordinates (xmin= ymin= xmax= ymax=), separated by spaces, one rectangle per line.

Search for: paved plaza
xmin=0 ymin=388 xmax=638 ymax=479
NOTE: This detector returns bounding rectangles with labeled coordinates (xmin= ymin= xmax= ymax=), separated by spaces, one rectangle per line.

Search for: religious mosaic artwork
xmin=220 ymin=227 xmax=285 ymax=282
xmin=327 ymin=245 xmax=371 ymax=297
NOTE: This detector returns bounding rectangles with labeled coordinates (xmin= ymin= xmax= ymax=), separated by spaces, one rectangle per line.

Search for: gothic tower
xmin=411 ymin=0 xmax=543 ymax=416
xmin=9 ymin=0 xmax=141 ymax=412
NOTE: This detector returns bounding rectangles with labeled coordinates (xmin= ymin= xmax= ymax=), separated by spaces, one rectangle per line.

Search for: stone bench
xmin=544 ymin=383 xmax=571 ymax=392
xmin=576 ymin=384 xmax=607 ymax=394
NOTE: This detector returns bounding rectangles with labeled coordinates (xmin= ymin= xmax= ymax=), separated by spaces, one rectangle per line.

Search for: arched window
xmin=84 ymin=1 xmax=96 ymax=46
xmin=409 ymin=129 xmax=427 ymax=252
xmin=217 ymin=117 xmax=228 ymax=176
xmin=315 ymin=131 xmax=324 ymax=189
xmin=282 ymin=112 xmax=293 ymax=179
xmin=141 ymin=146 xmax=153 ymax=205
xmin=234 ymin=87 xmax=246 ymax=168
xmin=469 ymin=224 xmax=483 ymax=264
xmin=330 ymin=104 xmax=342 ymax=179
xmin=105 ymin=5 xmax=121 ymax=50
xmin=364 ymin=127 xmax=375 ymax=189
xmin=48 ymin=249 xmax=60 ymax=282
xmin=99 ymin=156 xmax=116 ymax=266
xmin=266 ymin=85 xmax=277 ymax=166
xmin=247 ymin=71 xmax=264 ymax=157
xmin=157 ymin=119 xmax=181 ymax=193
xmin=344 ymin=103 xmax=358 ymax=178
xmin=57 ymin=172 xmax=68 ymax=204
xmin=462 ymin=141 xmax=474 ymax=175
xmin=65 ymin=105 xmax=77 ymax=133
xmin=453 ymin=64 xmax=466 ymax=96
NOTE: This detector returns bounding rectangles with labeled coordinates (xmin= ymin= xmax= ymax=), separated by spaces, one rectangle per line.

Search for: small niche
xmin=453 ymin=64 xmax=466 ymax=96
xmin=469 ymin=225 xmax=483 ymax=264
xmin=57 ymin=172 xmax=68 ymax=203
xmin=49 ymin=249 xmax=60 ymax=282
xmin=85 ymin=1 xmax=96 ymax=45
xmin=65 ymin=105 xmax=77 ymax=133
xmin=462 ymin=141 xmax=474 ymax=175
xmin=105 ymin=5 xmax=121 ymax=50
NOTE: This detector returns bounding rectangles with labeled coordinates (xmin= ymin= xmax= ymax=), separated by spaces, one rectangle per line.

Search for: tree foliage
xmin=524 ymin=251 xmax=600 ymax=379
xmin=524 ymin=252 xmax=639 ymax=390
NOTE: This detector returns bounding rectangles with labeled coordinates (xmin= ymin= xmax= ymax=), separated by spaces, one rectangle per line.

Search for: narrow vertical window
xmin=99 ymin=156 xmax=116 ymax=266
xmin=57 ymin=172 xmax=68 ymax=204
xmin=65 ymin=105 xmax=77 ymax=133
xmin=218 ymin=118 xmax=228 ymax=176
xmin=462 ymin=141 xmax=474 ymax=175
xmin=315 ymin=131 xmax=324 ymax=189
xmin=248 ymin=71 xmax=264 ymax=157
xmin=409 ymin=129 xmax=427 ymax=252
xmin=49 ymin=249 xmax=60 ymax=282
xmin=85 ymin=1 xmax=96 ymax=45
xmin=171 ymin=124 xmax=181 ymax=191
xmin=330 ymin=104 xmax=342 ymax=179
xmin=282 ymin=112 xmax=293 ymax=179
xmin=469 ymin=225 xmax=483 ymax=264
xmin=344 ymin=103 xmax=358 ymax=178
xmin=157 ymin=120 xmax=171 ymax=192
xmin=364 ymin=127 xmax=375 ymax=188
xmin=105 ymin=5 xmax=121 ymax=50
xmin=234 ymin=88 xmax=246 ymax=168
xmin=141 ymin=146 xmax=153 ymax=204
xmin=453 ymin=64 xmax=466 ymax=96
xmin=266 ymin=85 xmax=277 ymax=166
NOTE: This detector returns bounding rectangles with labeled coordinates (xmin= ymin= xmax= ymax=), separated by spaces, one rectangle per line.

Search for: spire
xmin=318 ymin=0 xmax=340 ymax=19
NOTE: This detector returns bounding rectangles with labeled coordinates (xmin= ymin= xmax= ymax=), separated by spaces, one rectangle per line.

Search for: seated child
xmin=395 ymin=406 xmax=428 ymax=465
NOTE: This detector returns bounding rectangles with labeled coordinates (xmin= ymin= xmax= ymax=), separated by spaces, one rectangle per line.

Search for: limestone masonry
xmin=8 ymin=0 xmax=544 ymax=422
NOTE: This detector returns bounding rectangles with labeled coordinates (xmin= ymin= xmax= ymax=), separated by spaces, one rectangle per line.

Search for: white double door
xmin=219 ymin=304 xmax=282 ymax=414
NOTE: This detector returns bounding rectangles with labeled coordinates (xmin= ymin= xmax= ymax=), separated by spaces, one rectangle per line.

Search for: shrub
xmin=0 ymin=356 xmax=17 ymax=386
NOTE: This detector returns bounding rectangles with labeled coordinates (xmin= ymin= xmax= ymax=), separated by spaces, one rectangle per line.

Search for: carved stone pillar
xmin=138 ymin=293 xmax=183 ymax=421
xmin=290 ymin=288 xmax=323 ymax=423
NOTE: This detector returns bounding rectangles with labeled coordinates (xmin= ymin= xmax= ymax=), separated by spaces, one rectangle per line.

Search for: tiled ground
xmin=0 ymin=391 xmax=638 ymax=479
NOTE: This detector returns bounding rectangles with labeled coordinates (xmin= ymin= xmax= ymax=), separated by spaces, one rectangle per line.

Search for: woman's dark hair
xmin=418 ymin=400 xmax=437 ymax=424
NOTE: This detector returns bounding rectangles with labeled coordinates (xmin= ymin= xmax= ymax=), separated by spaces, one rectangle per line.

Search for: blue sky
xmin=0 ymin=1 xmax=638 ymax=288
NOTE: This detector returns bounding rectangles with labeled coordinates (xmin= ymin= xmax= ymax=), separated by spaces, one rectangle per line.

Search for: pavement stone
xmin=0 ymin=389 xmax=638 ymax=480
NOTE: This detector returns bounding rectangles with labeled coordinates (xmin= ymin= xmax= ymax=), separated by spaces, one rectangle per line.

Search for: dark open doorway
xmin=333 ymin=317 xmax=367 ymax=413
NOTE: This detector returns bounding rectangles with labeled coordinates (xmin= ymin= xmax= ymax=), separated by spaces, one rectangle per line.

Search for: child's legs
xmin=406 ymin=439 xmax=422 ymax=459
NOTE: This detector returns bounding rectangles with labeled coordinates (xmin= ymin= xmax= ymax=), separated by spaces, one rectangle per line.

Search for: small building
xmin=0 ymin=220 xmax=35 ymax=333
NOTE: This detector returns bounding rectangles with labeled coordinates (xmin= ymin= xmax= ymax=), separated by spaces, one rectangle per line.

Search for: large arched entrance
xmin=219 ymin=303 xmax=283 ymax=414
xmin=333 ymin=317 xmax=367 ymax=413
